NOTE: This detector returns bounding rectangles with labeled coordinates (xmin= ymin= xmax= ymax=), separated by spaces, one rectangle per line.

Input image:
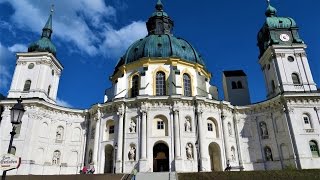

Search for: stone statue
xmin=228 ymin=123 xmax=232 ymax=136
xmin=89 ymin=150 xmax=93 ymax=163
xmin=56 ymin=126 xmax=64 ymax=141
xmin=260 ymin=122 xmax=268 ymax=137
xmin=129 ymin=146 xmax=136 ymax=161
xmin=185 ymin=117 xmax=191 ymax=132
xmin=186 ymin=143 xmax=193 ymax=160
xmin=52 ymin=151 xmax=61 ymax=165
xmin=129 ymin=120 xmax=136 ymax=133
xmin=265 ymin=148 xmax=273 ymax=161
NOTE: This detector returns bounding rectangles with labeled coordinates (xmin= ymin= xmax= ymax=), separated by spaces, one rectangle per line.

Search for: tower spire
xmin=42 ymin=4 xmax=54 ymax=39
xmin=265 ymin=0 xmax=277 ymax=17
xmin=156 ymin=0 xmax=163 ymax=11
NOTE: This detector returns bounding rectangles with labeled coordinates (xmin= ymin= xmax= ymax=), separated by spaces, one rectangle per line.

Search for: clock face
xmin=280 ymin=34 xmax=290 ymax=42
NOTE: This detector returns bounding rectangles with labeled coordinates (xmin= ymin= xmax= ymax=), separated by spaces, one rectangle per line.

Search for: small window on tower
xmin=52 ymin=70 xmax=54 ymax=76
xmin=237 ymin=81 xmax=243 ymax=89
xmin=231 ymin=81 xmax=237 ymax=89
xmin=157 ymin=121 xmax=164 ymax=129
xmin=207 ymin=123 xmax=213 ymax=131
xmin=109 ymin=125 xmax=115 ymax=134
xmin=23 ymin=80 xmax=31 ymax=91
xmin=292 ymin=73 xmax=301 ymax=84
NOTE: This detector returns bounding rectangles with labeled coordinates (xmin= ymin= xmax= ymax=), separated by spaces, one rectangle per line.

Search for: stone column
xmin=174 ymin=110 xmax=181 ymax=158
xmin=93 ymin=108 xmax=101 ymax=170
xmin=116 ymin=109 xmax=124 ymax=173
xmin=139 ymin=110 xmax=148 ymax=172
xmin=173 ymin=109 xmax=183 ymax=171
xmin=197 ymin=109 xmax=207 ymax=171
xmin=140 ymin=110 xmax=147 ymax=159
xmin=221 ymin=115 xmax=230 ymax=161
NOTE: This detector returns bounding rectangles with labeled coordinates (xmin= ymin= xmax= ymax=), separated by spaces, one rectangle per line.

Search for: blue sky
xmin=0 ymin=0 xmax=320 ymax=109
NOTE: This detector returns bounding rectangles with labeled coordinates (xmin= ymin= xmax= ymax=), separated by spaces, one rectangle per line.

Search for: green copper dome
xmin=115 ymin=0 xmax=205 ymax=70
xmin=118 ymin=34 xmax=205 ymax=65
xmin=28 ymin=10 xmax=57 ymax=56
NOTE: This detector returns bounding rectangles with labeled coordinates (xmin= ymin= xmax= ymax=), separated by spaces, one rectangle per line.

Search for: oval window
xmin=28 ymin=63 xmax=35 ymax=69
xmin=288 ymin=56 xmax=294 ymax=62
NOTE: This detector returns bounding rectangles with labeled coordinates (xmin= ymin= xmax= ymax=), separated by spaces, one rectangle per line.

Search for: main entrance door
xmin=153 ymin=143 xmax=169 ymax=172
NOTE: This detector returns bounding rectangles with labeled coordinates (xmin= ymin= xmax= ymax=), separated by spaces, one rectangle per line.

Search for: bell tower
xmin=7 ymin=6 xmax=63 ymax=104
xmin=257 ymin=1 xmax=317 ymax=99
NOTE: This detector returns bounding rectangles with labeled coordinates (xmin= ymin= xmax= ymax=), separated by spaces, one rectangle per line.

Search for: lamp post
xmin=113 ymin=143 xmax=118 ymax=173
xmin=2 ymin=98 xmax=25 ymax=180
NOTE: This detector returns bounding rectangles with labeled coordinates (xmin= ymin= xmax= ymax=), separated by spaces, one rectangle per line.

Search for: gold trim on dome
xmin=111 ymin=57 xmax=211 ymax=82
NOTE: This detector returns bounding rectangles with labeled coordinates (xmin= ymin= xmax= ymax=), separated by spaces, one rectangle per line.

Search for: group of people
xmin=80 ymin=164 xmax=95 ymax=174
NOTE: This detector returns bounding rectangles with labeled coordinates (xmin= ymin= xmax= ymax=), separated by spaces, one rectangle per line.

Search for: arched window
xmin=264 ymin=146 xmax=273 ymax=161
xmin=237 ymin=81 xmax=243 ymax=89
xmin=231 ymin=81 xmax=237 ymax=89
xmin=23 ymin=80 xmax=31 ymax=91
xmin=183 ymin=74 xmax=192 ymax=96
xmin=131 ymin=75 xmax=139 ymax=97
xmin=47 ymin=85 xmax=51 ymax=96
xmin=303 ymin=114 xmax=312 ymax=129
xmin=156 ymin=71 xmax=166 ymax=96
xmin=292 ymin=73 xmax=301 ymax=84
xmin=309 ymin=140 xmax=320 ymax=157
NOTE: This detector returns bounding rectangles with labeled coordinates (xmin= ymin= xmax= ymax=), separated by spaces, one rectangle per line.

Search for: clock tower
xmin=257 ymin=1 xmax=317 ymax=99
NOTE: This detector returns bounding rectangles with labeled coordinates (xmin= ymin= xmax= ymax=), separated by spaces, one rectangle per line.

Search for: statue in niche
xmin=260 ymin=122 xmax=268 ymax=138
xmin=91 ymin=127 xmax=95 ymax=139
xmin=88 ymin=150 xmax=93 ymax=163
xmin=228 ymin=123 xmax=232 ymax=136
xmin=52 ymin=151 xmax=61 ymax=165
xmin=128 ymin=146 xmax=136 ymax=161
xmin=129 ymin=120 xmax=136 ymax=133
xmin=265 ymin=147 xmax=273 ymax=161
xmin=186 ymin=143 xmax=193 ymax=160
xmin=185 ymin=117 xmax=192 ymax=132
xmin=231 ymin=147 xmax=236 ymax=161
xmin=56 ymin=126 xmax=64 ymax=141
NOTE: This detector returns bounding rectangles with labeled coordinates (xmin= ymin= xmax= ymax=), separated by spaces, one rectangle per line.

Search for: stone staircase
xmin=135 ymin=172 xmax=177 ymax=180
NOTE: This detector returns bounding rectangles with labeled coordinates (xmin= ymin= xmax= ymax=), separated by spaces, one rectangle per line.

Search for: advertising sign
xmin=0 ymin=154 xmax=21 ymax=171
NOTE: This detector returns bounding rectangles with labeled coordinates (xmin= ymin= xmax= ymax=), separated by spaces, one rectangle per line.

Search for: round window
xmin=288 ymin=56 xmax=295 ymax=62
xmin=28 ymin=63 xmax=35 ymax=69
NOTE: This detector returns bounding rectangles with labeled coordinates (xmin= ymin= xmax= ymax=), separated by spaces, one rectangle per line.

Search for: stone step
xmin=135 ymin=172 xmax=177 ymax=180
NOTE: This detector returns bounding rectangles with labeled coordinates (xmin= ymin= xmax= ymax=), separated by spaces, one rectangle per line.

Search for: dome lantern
xmin=146 ymin=0 xmax=174 ymax=35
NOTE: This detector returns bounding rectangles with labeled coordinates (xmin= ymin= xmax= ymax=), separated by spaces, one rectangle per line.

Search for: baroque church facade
xmin=1 ymin=0 xmax=320 ymax=175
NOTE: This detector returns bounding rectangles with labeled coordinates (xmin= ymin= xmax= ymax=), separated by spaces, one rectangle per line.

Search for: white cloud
xmin=100 ymin=21 xmax=147 ymax=58
xmin=1 ymin=0 xmax=147 ymax=58
xmin=56 ymin=98 xmax=73 ymax=108
xmin=8 ymin=44 xmax=27 ymax=53
xmin=0 ymin=42 xmax=13 ymax=90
